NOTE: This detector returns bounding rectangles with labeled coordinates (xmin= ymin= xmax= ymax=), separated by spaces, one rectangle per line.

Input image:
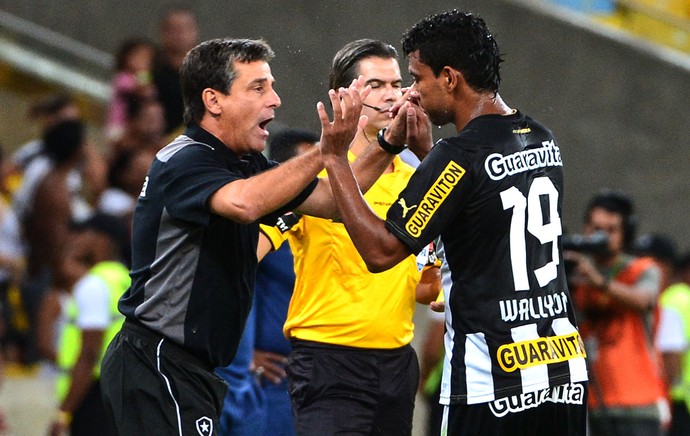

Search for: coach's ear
xmin=202 ymin=88 xmax=222 ymax=117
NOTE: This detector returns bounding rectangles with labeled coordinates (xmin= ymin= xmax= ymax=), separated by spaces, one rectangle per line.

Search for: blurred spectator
xmin=0 ymin=144 xmax=26 ymax=364
xmin=97 ymin=148 xmax=154 ymax=268
xmin=655 ymin=252 xmax=690 ymax=436
xmin=152 ymin=6 xmax=199 ymax=135
xmin=105 ymin=38 xmax=157 ymax=142
xmin=48 ymin=214 xmax=130 ymax=436
xmin=19 ymin=120 xmax=95 ymax=364
xmin=8 ymin=94 xmax=79 ymax=184
xmin=98 ymin=149 xmax=154 ymax=220
xmin=108 ymin=96 xmax=165 ymax=158
xmin=214 ymin=306 xmax=264 ymax=436
xmin=265 ymin=128 xmax=317 ymax=163
xmin=419 ymin=309 xmax=445 ymax=436
xmin=567 ymin=189 xmax=667 ymax=436
xmin=634 ymin=233 xmax=678 ymax=290
xmin=657 ymin=252 xmax=690 ymax=436
xmin=215 ymin=128 xmax=318 ymax=436
xmin=10 ymin=95 xmax=80 ymax=219
xmin=0 ymin=307 xmax=8 ymax=434
xmin=253 ymin=128 xmax=317 ymax=436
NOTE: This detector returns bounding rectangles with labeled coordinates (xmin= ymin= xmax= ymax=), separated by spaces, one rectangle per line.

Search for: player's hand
xmin=404 ymin=92 xmax=433 ymax=159
xmin=318 ymin=79 xmax=370 ymax=159
xmin=384 ymin=88 xmax=432 ymax=158
xmin=430 ymin=300 xmax=445 ymax=313
xmin=252 ymin=349 xmax=288 ymax=385
xmin=388 ymin=86 xmax=413 ymax=117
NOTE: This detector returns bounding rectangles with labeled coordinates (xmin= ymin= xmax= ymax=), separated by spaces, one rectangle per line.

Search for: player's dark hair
xmin=585 ymin=189 xmax=638 ymax=249
xmin=329 ymin=39 xmax=398 ymax=90
xmin=181 ymin=38 xmax=274 ymax=124
xmin=401 ymin=10 xmax=503 ymax=94
xmin=268 ymin=128 xmax=318 ymax=163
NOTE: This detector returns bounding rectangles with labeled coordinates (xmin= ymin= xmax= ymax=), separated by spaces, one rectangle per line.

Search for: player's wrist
xmin=377 ymin=128 xmax=407 ymax=154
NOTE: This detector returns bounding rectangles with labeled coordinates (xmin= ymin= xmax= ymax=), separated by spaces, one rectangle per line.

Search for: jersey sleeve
xmin=260 ymin=224 xmax=287 ymax=250
xmin=385 ymin=141 xmax=473 ymax=254
xmin=162 ymin=145 xmax=243 ymax=226
xmin=259 ymin=211 xmax=302 ymax=250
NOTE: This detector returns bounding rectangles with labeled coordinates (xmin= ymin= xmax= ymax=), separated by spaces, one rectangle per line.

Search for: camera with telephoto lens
xmin=561 ymin=231 xmax=609 ymax=255
xmin=562 ymin=231 xmax=609 ymax=285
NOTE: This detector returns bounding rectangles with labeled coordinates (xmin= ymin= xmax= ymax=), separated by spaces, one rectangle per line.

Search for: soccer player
xmin=321 ymin=11 xmax=588 ymax=435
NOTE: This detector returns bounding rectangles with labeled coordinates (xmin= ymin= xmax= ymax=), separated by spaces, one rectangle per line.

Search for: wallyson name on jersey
xmin=484 ymin=140 xmax=562 ymax=181
xmin=489 ymin=383 xmax=585 ymax=417
xmin=497 ymin=330 xmax=587 ymax=373
xmin=499 ymin=292 xmax=570 ymax=323
xmin=404 ymin=161 xmax=465 ymax=237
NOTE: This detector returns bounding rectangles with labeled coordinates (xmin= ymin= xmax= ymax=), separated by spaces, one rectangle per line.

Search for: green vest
xmin=55 ymin=261 xmax=130 ymax=401
xmin=659 ymin=282 xmax=690 ymax=409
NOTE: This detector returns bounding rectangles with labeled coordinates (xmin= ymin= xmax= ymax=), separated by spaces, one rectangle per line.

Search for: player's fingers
xmin=389 ymin=87 xmax=413 ymax=116
xmin=406 ymin=106 xmax=418 ymax=141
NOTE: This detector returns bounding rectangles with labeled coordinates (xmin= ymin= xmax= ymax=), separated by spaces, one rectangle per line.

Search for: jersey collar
xmin=184 ymin=124 xmax=243 ymax=165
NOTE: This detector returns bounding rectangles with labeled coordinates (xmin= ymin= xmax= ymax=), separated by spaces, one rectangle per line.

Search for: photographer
xmin=566 ymin=189 xmax=666 ymax=436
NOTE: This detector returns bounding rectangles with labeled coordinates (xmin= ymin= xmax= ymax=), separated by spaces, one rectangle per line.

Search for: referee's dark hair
xmin=401 ymin=10 xmax=503 ymax=95
xmin=268 ymin=128 xmax=318 ymax=164
xmin=585 ymin=189 xmax=638 ymax=250
xmin=329 ymin=39 xmax=398 ymax=91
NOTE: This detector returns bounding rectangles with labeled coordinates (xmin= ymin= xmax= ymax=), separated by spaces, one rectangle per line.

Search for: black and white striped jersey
xmin=386 ymin=111 xmax=588 ymax=405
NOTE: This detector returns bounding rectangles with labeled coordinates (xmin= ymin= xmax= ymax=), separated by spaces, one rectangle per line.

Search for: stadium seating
xmin=550 ymin=0 xmax=690 ymax=54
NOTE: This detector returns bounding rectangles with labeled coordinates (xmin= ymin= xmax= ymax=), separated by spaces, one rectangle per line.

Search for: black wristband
xmin=377 ymin=128 xmax=407 ymax=154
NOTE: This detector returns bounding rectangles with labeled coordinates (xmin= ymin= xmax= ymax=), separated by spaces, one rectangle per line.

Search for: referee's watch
xmin=377 ymin=128 xmax=407 ymax=154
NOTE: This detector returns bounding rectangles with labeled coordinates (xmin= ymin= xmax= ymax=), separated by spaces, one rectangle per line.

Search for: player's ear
xmin=202 ymin=88 xmax=222 ymax=117
xmin=441 ymin=66 xmax=461 ymax=93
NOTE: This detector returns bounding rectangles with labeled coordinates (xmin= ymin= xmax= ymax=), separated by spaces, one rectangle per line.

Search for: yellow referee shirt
xmin=261 ymin=153 xmax=420 ymax=349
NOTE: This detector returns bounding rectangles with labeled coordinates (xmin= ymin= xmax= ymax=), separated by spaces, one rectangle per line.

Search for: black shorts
xmin=100 ymin=320 xmax=228 ymax=436
xmin=287 ymin=339 xmax=419 ymax=436
xmin=442 ymin=382 xmax=588 ymax=436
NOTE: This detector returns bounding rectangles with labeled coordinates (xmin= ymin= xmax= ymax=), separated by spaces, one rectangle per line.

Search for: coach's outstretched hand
xmin=318 ymin=77 xmax=370 ymax=160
